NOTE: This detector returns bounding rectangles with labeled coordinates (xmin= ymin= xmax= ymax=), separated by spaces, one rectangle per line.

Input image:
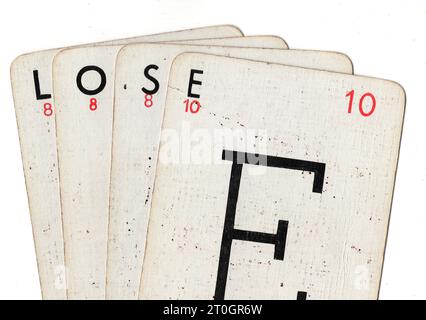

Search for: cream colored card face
xmin=170 ymin=35 xmax=288 ymax=48
xmin=53 ymin=36 xmax=287 ymax=300
xmin=140 ymin=53 xmax=405 ymax=300
xmin=110 ymin=43 xmax=353 ymax=300
xmin=10 ymin=25 xmax=242 ymax=300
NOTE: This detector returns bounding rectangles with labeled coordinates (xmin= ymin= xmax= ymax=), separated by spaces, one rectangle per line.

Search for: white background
xmin=0 ymin=0 xmax=424 ymax=299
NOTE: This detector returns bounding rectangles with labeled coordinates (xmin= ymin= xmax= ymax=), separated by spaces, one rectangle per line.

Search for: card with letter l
xmin=110 ymin=43 xmax=353 ymax=299
xmin=10 ymin=24 xmax=243 ymax=300
xmin=140 ymin=53 xmax=405 ymax=299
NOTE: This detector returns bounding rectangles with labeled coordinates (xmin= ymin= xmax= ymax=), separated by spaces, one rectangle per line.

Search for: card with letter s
xmin=140 ymin=53 xmax=405 ymax=299
xmin=52 ymin=32 xmax=294 ymax=299
xmin=110 ymin=42 xmax=353 ymax=300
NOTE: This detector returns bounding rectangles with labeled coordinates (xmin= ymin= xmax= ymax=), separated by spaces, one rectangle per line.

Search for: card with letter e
xmin=140 ymin=53 xmax=405 ymax=299
xmin=111 ymin=43 xmax=353 ymax=300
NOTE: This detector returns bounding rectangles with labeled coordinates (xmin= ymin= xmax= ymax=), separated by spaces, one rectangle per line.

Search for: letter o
xmin=76 ymin=65 xmax=107 ymax=95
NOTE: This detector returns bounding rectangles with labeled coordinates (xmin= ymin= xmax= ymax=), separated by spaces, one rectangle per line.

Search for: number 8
xmin=43 ymin=102 xmax=53 ymax=117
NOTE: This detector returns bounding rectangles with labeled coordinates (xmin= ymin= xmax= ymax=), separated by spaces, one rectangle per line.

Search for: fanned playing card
xmin=109 ymin=43 xmax=353 ymax=299
xmin=140 ymin=53 xmax=405 ymax=299
xmin=52 ymin=35 xmax=291 ymax=300
xmin=10 ymin=24 xmax=243 ymax=300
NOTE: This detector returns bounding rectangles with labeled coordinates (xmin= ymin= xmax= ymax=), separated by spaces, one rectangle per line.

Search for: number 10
xmin=346 ymin=90 xmax=376 ymax=117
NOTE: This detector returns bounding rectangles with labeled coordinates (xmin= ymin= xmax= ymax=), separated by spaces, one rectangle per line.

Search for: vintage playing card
xmin=52 ymin=35 xmax=290 ymax=300
xmin=140 ymin=53 xmax=405 ymax=299
xmin=109 ymin=42 xmax=353 ymax=299
xmin=10 ymin=24 xmax=242 ymax=300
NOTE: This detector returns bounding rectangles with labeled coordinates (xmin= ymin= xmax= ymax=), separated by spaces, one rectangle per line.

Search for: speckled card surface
xmin=140 ymin=53 xmax=405 ymax=300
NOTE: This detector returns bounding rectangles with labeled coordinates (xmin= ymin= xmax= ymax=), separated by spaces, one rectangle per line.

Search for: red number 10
xmin=183 ymin=99 xmax=201 ymax=114
xmin=346 ymin=90 xmax=376 ymax=117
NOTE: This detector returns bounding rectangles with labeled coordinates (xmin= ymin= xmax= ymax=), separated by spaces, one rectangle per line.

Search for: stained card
xmin=10 ymin=24 xmax=243 ymax=300
xmin=110 ymin=43 xmax=353 ymax=299
xmin=140 ymin=53 xmax=405 ymax=299
xmin=52 ymin=36 xmax=289 ymax=300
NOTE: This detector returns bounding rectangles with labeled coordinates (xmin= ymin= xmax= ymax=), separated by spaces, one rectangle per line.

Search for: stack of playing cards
xmin=10 ymin=24 xmax=406 ymax=300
